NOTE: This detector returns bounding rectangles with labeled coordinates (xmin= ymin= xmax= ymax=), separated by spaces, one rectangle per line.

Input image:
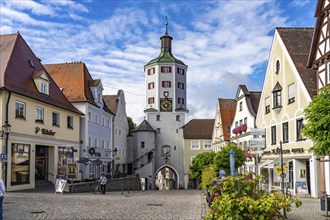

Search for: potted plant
xmin=237 ymin=126 xmax=242 ymax=134
xmin=232 ymin=128 xmax=237 ymax=135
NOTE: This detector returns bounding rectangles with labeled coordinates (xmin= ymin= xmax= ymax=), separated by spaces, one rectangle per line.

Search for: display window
xmin=11 ymin=143 xmax=30 ymax=185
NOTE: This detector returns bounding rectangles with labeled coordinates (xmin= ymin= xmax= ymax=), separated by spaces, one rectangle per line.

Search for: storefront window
xmin=261 ymin=168 xmax=269 ymax=184
xmin=58 ymin=147 xmax=69 ymax=176
xmin=11 ymin=143 xmax=30 ymax=185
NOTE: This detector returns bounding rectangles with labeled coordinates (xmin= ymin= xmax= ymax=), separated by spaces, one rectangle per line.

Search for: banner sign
xmin=67 ymin=163 xmax=77 ymax=179
xmin=273 ymin=159 xmax=289 ymax=183
xmin=296 ymin=181 xmax=308 ymax=194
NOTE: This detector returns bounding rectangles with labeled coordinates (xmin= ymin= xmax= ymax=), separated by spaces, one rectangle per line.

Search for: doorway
xmin=155 ymin=166 xmax=178 ymax=190
xmin=35 ymin=145 xmax=48 ymax=180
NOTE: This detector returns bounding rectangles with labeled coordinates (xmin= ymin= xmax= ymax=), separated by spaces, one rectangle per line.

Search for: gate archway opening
xmin=155 ymin=165 xmax=178 ymax=190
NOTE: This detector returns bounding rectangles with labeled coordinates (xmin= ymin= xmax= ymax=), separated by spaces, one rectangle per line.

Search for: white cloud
xmin=0 ymin=0 xmax=314 ymax=124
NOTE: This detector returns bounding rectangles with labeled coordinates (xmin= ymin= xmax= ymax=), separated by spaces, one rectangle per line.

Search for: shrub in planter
xmin=204 ymin=172 xmax=302 ymax=220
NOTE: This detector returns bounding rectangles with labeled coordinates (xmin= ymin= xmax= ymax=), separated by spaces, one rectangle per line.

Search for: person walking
xmin=0 ymin=178 xmax=6 ymax=220
xmin=98 ymin=174 xmax=107 ymax=194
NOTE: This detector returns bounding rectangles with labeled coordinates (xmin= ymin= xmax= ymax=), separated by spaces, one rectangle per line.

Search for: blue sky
xmin=1 ymin=0 xmax=317 ymax=124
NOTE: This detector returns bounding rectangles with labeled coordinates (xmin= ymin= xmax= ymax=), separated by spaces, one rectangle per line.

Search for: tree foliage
xmin=127 ymin=116 xmax=136 ymax=136
xmin=200 ymin=164 xmax=218 ymax=189
xmin=213 ymin=143 xmax=246 ymax=175
xmin=189 ymin=151 xmax=216 ymax=181
xmin=303 ymin=85 xmax=330 ymax=156
xmin=204 ymin=173 xmax=302 ymax=220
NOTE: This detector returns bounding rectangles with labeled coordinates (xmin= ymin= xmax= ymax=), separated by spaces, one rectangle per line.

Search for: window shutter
xmin=169 ymin=81 xmax=171 ymax=87
xmin=161 ymin=67 xmax=164 ymax=72
xmin=182 ymin=84 xmax=185 ymax=89
xmin=153 ymin=68 xmax=155 ymax=73
xmin=169 ymin=67 xmax=172 ymax=73
xmin=148 ymin=69 xmax=150 ymax=75
xmin=162 ymin=81 xmax=164 ymax=87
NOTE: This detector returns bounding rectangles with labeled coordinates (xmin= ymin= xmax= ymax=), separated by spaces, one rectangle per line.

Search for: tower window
xmin=162 ymin=81 xmax=171 ymax=88
xmin=148 ymin=97 xmax=155 ymax=104
xmin=178 ymin=82 xmax=184 ymax=89
xmin=161 ymin=66 xmax=171 ymax=73
xmin=176 ymin=115 xmax=180 ymax=121
xmin=177 ymin=68 xmax=185 ymax=75
xmin=148 ymin=68 xmax=155 ymax=75
xmin=178 ymin=97 xmax=185 ymax=105
xmin=156 ymin=115 xmax=160 ymax=121
xmin=148 ymin=82 xmax=155 ymax=90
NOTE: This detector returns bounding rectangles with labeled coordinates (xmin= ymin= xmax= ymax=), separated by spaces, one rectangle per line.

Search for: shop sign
xmin=67 ymin=163 xmax=77 ymax=179
xmin=35 ymin=127 xmax=56 ymax=136
xmin=0 ymin=154 xmax=7 ymax=161
xmin=250 ymin=150 xmax=263 ymax=155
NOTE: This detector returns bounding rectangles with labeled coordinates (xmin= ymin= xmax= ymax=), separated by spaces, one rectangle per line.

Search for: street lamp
xmin=277 ymin=141 xmax=287 ymax=219
xmin=2 ymin=121 xmax=11 ymax=187
xmin=112 ymin=147 xmax=118 ymax=178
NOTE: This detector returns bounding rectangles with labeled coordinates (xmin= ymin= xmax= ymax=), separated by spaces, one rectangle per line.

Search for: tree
xmin=303 ymin=85 xmax=330 ymax=156
xmin=127 ymin=116 xmax=136 ymax=136
xmin=213 ymin=143 xmax=246 ymax=175
xmin=189 ymin=151 xmax=216 ymax=182
xmin=200 ymin=164 xmax=218 ymax=189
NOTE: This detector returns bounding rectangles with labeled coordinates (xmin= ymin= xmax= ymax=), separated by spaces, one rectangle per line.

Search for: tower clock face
xmin=160 ymin=99 xmax=172 ymax=111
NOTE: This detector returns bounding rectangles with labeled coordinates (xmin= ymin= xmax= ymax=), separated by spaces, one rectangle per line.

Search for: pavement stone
xmin=3 ymin=189 xmax=330 ymax=220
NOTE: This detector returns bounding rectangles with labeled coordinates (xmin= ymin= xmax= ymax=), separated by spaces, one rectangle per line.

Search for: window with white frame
xmin=177 ymin=68 xmax=185 ymax=75
xmin=148 ymin=82 xmax=155 ymax=89
xmin=102 ymin=140 xmax=105 ymax=149
xmin=41 ymin=82 xmax=48 ymax=94
xmin=272 ymin=82 xmax=282 ymax=108
xmin=52 ymin=112 xmax=60 ymax=126
xmin=102 ymin=117 xmax=105 ymax=126
xmin=94 ymin=114 xmax=98 ymax=124
xmin=288 ymin=83 xmax=295 ymax=104
xmin=162 ymin=81 xmax=171 ymax=88
xmin=15 ymin=101 xmax=26 ymax=119
xmin=148 ymin=97 xmax=155 ymax=104
xmin=35 ymin=107 xmax=44 ymax=123
xmin=161 ymin=66 xmax=171 ymax=73
xmin=88 ymin=112 xmax=92 ymax=122
xmin=204 ymin=140 xmax=212 ymax=149
xmin=178 ymin=82 xmax=184 ymax=89
xmin=147 ymin=68 xmax=155 ymax=75
xmin=271 ymin=125 xmax=276 ymax=145
xmin=88 ymin=137 xmax=92 ymax=147
xmin=94 ymin=138 xmax=98 ymax=148
xmin=178 ymin=97 xmax=185 ymax=105
xmin=191 ymin=140 xmax=200 ymax=149
xmin=296 ymin=118 xmax=304 ymax=141
xmin=239 ymin=102 xmax=243 ymax=111
xmin=265 ymin=97 xmax=270 ymax=113
xmin=67 ymin=116 xmax=73 ymax=129
xmin=282 ymin=122 xmax=289 ymax=143
xmin=156 ymin=115 xmax=160 ymax=121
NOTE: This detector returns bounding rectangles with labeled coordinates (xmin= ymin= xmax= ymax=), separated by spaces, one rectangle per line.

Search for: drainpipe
xmin=4 ymin=90 xmax=11 ymax=188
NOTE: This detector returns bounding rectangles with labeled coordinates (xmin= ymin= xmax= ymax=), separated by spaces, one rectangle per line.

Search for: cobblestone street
xmin=4 ymin=189 xmax=330 ymax=220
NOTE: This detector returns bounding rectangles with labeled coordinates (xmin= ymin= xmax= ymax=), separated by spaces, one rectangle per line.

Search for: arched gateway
xmin=155 ymin=165 xmax=179 ymax=190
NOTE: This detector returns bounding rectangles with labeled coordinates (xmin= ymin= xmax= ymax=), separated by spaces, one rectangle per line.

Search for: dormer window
xmin=32 ymin=70 xmax=49 ymax=95
xmin=272 ymin=82 xmax=282 ymax=109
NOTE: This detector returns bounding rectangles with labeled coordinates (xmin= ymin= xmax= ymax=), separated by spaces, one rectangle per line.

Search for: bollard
xmin=121 ymin=181 xmax=124 ymax=195
xmin=128 ymin=180 xmax=130 ymax=194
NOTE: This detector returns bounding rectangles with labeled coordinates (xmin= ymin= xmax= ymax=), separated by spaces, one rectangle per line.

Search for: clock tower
xmin=144 ymin=18 xmax=188 ymax=189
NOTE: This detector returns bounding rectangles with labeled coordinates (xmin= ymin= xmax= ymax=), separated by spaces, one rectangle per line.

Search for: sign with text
xmin=250 ymin=128 xmax=266 ymax=136
xmin=250 ymin=138 xmax=265 ymax=148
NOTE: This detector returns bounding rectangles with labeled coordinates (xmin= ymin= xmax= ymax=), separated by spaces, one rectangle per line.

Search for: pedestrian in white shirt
xmin=0 ymin=178 xmax=6 ymax=220
xmin=98 ymin=174 xmax=107 ymax=194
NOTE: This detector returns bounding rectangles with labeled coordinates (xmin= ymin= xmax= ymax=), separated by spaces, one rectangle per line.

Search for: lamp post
xmin=112 ymin=147 xmax=118 ymax=178
xmin=2 ymin=121 xmax=11 ymax=187
xmin=277 ymin=141 xmax=286 ymax=219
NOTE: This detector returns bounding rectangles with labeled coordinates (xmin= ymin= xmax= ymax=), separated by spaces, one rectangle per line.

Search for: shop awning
xmin=259 ymin=160 xmax=274 ymax=169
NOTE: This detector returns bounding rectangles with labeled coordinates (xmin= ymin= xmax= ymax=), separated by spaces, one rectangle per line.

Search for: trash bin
xmin=321 ymin=195 xmax=330 ymax=211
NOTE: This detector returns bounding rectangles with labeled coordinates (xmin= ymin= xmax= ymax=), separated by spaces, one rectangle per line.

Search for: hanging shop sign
xmin=250 ymin=128 xmax=266 ymax=136
xmin=67 ymin=163 xmax=77 ymax=179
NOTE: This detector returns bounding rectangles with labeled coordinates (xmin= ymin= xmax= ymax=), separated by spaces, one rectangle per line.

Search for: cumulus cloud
xmin=0 ymin=0 xmax=316 ymax=124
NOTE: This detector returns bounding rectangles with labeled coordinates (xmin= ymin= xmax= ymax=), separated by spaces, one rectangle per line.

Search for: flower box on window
xmin=241 ymin=124 xmax=247 ymax=133
xmin=237 ymin=126 xmax=242 ymax=134
xmin=232 ymin=127 xmax=238 ymax=135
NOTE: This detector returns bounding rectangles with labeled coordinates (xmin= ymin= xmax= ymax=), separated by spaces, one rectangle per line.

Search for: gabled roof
xmin=0 ymin=33 xmax=82 ymax=115
xmin=218 ymin=98 xmax=236 ymax=141
xmin=45 ymin=62 xmax=114 ymax=115
xmin=182 ymin=119 xmax=214 ymax=139
xmin=44 ymin=62 xmax=95 ymax=104
xmin=277 ymin=28 xmax=317 ymax=98
xmin=103 ymin=94 xmax=117 ymax=114
xmin=236 ymin=85 xmax=261 ymax=117
xmin=133 ymin=120 xmax=155 ymax=132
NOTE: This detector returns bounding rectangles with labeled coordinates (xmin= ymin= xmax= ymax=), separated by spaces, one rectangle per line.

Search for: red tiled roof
xmin=182 ymin=119 xmax=214 ymax=139
xmin=218 ymin=98 xmax=236 ymax=141
xmin=0 ymin=33 xmax=82 ymax=115
xmin=277 ymin=28 xmax=317 ymax=98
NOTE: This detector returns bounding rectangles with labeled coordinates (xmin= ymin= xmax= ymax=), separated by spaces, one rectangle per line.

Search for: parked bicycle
xmin=93 ymin=181 xmax=102 ymax=194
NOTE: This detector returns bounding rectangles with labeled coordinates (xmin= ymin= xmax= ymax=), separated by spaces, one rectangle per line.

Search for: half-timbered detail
xmin=308 ymin=0 xmax=330 ymax=90
xmin=308 ymin=0 xmax=330 ymax=196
